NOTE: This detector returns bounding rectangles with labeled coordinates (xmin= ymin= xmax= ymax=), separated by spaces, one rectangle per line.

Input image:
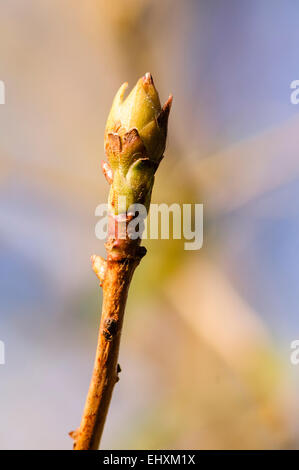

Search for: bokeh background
xmin=1 ymin=0 xmax=299 ymax=450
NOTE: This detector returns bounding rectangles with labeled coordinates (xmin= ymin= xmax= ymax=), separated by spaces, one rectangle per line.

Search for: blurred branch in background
xmin=193 ymin=115 xmax=299 ymax=216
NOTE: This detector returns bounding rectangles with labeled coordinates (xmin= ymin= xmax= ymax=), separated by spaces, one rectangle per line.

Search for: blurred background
xmin=1 ymin=0 xmax=299 ymax=450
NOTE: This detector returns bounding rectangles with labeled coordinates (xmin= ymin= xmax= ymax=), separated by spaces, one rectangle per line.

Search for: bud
xmin=103 ymin=73 xmax=172 ymax=214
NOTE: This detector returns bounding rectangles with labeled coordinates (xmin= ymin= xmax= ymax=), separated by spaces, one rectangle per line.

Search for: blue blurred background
xmin=1 ymin=0 xmax=299 ymax=449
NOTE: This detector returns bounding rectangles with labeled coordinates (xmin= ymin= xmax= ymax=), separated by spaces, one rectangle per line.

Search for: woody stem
xmin=72 ymin=229 xmax=145 ymax=450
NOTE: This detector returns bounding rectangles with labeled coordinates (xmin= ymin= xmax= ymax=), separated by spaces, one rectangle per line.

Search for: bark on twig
xmin=72 ymin=229 xmax=146 ymax=450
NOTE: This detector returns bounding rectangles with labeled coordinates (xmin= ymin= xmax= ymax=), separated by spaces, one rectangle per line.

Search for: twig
xmin=72 ymin=244 xmax=145 ymax=449
xmin=71 ymin=73 xmax=172 ymax=450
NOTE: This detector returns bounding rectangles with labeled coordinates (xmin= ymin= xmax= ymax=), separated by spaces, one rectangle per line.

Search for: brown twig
xmin=71 ymin=225 xmax=146 ymax=450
